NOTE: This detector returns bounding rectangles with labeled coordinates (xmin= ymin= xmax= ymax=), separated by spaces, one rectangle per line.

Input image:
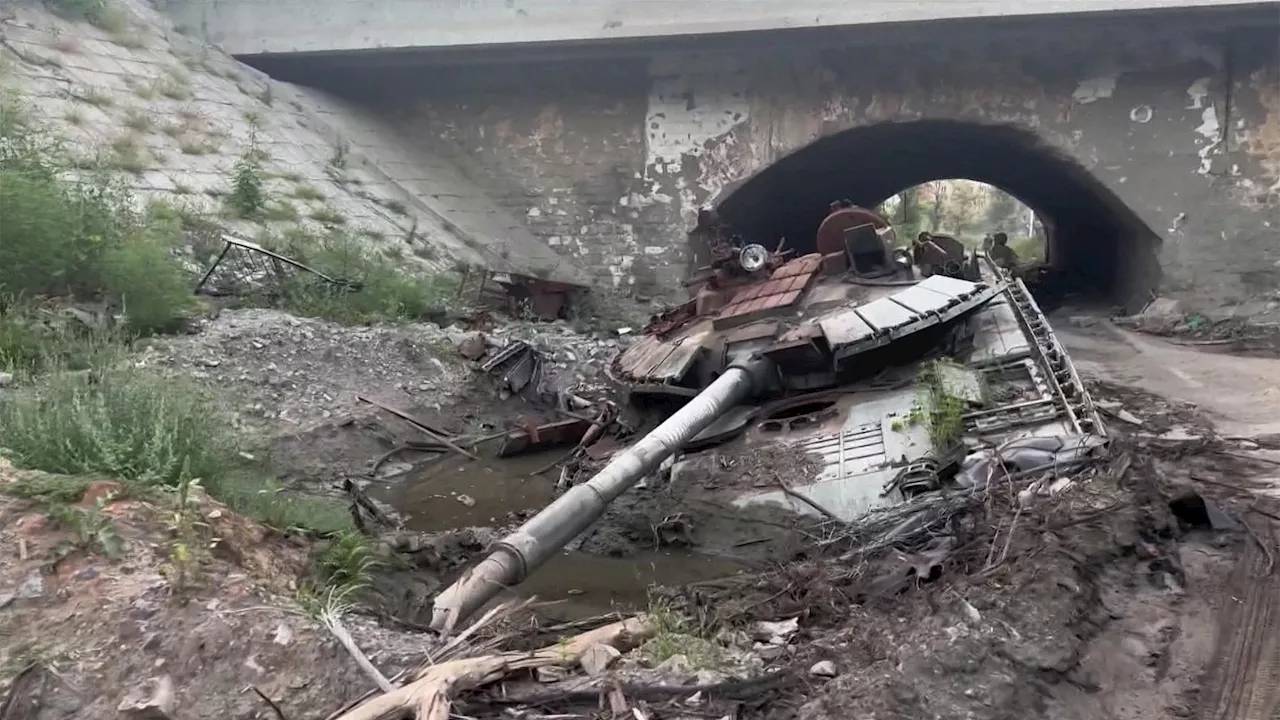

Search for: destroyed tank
xmin=431 ymin=202 xmax=1106 ymax=631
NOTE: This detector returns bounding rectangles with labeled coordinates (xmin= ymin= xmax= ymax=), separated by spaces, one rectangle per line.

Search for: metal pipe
xmin=429 ymin=355 xmax=773 ymax=633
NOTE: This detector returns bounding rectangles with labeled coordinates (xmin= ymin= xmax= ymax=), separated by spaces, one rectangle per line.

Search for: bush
xmin=0 ymin=365 xmax=236 ymax=487
xmin=0 ymin=95 xmax=196 ymax=335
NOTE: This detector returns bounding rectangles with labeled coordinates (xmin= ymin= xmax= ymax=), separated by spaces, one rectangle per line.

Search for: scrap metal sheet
xmin=649 ymin=329 xmax=711 ymax=382
xmin=616 ymin=335 xmax=680 ymax=380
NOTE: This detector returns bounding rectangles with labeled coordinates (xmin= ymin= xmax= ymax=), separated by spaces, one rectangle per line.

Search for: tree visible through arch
xmin=711 ymin=120 xmax=1160 ymax=308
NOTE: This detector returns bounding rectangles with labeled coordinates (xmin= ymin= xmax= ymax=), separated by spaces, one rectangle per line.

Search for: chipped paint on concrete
xmin=1186 ymin=77 xmax=1212 ymax=109
xmin=645 ymin=54 xmax=750 ymax=169
xmin=1073 ymin=76 xmax=1118 ymax=104
xmin=1195 ymin=105 xmax=1222 ymax=174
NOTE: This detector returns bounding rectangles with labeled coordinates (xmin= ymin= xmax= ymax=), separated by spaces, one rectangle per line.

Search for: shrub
xmin=0 ymin=306 xmax=125 ymax=375
xmin=0 ymin=365 xmax=236 ymax=488
xmin=0 ymin=97 xmax=195 ymax=335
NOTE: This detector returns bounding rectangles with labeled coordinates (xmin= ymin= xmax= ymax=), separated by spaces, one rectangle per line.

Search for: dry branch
xmin=332 ymin=616 xmax=653 ymax=720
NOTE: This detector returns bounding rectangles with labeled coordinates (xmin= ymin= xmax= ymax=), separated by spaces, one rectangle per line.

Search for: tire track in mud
xmin=1199 ymin=522 xmax=1280 ymax=720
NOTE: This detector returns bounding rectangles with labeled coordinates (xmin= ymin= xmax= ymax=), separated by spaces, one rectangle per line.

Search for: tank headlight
xmin=739 ymin=244 xmax=769 ymax=273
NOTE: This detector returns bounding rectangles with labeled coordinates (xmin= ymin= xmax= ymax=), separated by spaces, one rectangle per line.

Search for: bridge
xmin=164 ymin=0 xmax=1280 ymax=315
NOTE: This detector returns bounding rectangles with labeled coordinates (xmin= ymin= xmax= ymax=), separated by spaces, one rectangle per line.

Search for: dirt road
xmin=1055 ymin=317 xmax=1280 ymax=438
xmin=1057 ymin=315 xmax=1280 ymax=720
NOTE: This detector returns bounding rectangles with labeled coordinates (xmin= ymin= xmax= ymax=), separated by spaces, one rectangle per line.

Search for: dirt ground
xmin=0 ymin=460 xmax=433 ymax=720
xmin=141 ymin=308 xmax=620 ymax=487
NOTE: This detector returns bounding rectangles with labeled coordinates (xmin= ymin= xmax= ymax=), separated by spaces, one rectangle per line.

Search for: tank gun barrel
xmin=429 ymin=355 xmax=775 ymax=633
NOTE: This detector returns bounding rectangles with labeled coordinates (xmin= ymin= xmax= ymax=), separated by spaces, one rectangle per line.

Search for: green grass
xmin=211 ymin=475 xmax=353 ymax=535
xmin=0 ymin=363 xmax=235 ymax=487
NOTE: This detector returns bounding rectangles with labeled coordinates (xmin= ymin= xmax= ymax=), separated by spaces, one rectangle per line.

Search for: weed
xmin=77 ymin=88 xmax=113 ymax=107
xmin=63 ymin=108 xmax=84 ymax=126
xmin=47 ymin=0 xmax=129 ymax=33
xmin=259 ymin=85 xmax=274 ymax=107
xmin=639 ymin=591 xmax=724 ymax=670
xmin=123 ymin=109 xmax=151 ymax=132
xmin=46 ymin=496 xmax=126 ymax=558
xmin=291 ymin=184 xmax=324 ymax=201
xmin=327 ymin=138 xmax=349 ymax=172
xmin=894 ymin=360 xmax=972 ymax=450
xmin=226 ymin=134 xmax=267 ymax=219
xmin=177 ymin=137 xmax=217 ymax=155
xmin=263 ymin=200 xmax=300 ymax=222
xmin=108 ymin=29 xmax=146 ymax=50
xmin=108 ymin=132 xmax=147 ymax=175
xmin=159 ymin=473 xmax=205 ymax=594
xmin=376 ymin=197 xmax=408 ymax=216
xmin=158 ymin=78 xmax=192 ymax=101
xmin=309 ymin=206 xmax=346 ymax=226
xmin=357 ymin=228 xmax=386 ymax=242
xmin=0 ymin=365 xmax=236 ymax=488
xmin=316 ymin=532 xmax=380 ymax=590
xmin=280 ymin=171 xmax=303 ymax=183
xmin=110 ymin=132 xmax=140 ymax=156
xmin=172 ymin=182 xmax=194 ymax=195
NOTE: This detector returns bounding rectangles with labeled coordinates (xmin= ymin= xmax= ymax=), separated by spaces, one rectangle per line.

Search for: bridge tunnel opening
xmin=712 ymin=120 xmax=1162 ymax=311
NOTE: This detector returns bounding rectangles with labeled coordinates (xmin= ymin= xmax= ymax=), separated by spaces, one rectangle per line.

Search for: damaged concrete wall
xmin=301 ymin=8 xmax=1280 ymax=312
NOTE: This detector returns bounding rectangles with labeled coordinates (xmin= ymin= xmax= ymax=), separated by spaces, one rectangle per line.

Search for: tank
xmin=431 ymin=203 xmax=1104 ymax=632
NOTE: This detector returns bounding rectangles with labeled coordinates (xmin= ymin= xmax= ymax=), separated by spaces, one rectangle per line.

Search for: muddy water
xmin=371 ymin=449 xmax=747 ymax=618
xmin=371 ymin=449 xmax=563 ymax=531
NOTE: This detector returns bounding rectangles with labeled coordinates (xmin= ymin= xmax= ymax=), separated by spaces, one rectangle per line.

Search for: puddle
xmin=370 ymin=448 xmax=563 ymax=531
xmin=371 ymin=448 xmax=750 ymax=620
xmin=496 ymin=549 xmax=747 ymax=622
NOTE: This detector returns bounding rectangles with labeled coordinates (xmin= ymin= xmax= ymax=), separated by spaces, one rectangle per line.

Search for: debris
xmin=456 ymin=494 xmax=476 ymax=507
xmin=753 ymin=617 xmax=799 ymax=645
xmin=195 ymin=234 xmax=359 ymax=299
xmin=579 ymin=643 xmax=622 ymax=676
xmin=456 ymin=333 xmax=488 ymax=361
xmin=355 ymin=395 xmax=480 ymax=462
xmin=809 ymin=660 xmax=838 ymax=678
xmin=0 ymin=371 xmax=13 ymax=388
xmin=117 ymin=675 xmax=176 ymax=720
xmin=322 ymin=611 xmax=395 ymax=694
xmin=476 ymin=339 xmax=543 ymax=395
xmin=330 ymin=616 xmax=653 ymax=720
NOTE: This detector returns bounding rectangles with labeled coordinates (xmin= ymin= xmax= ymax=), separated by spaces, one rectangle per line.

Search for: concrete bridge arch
xmin=711 ymin=120 xmax=1163 ymax=307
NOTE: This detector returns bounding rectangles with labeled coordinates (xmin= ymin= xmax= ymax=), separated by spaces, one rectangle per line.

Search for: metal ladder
xmin=1001 ymin=275 xmax=1103 ymax=435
